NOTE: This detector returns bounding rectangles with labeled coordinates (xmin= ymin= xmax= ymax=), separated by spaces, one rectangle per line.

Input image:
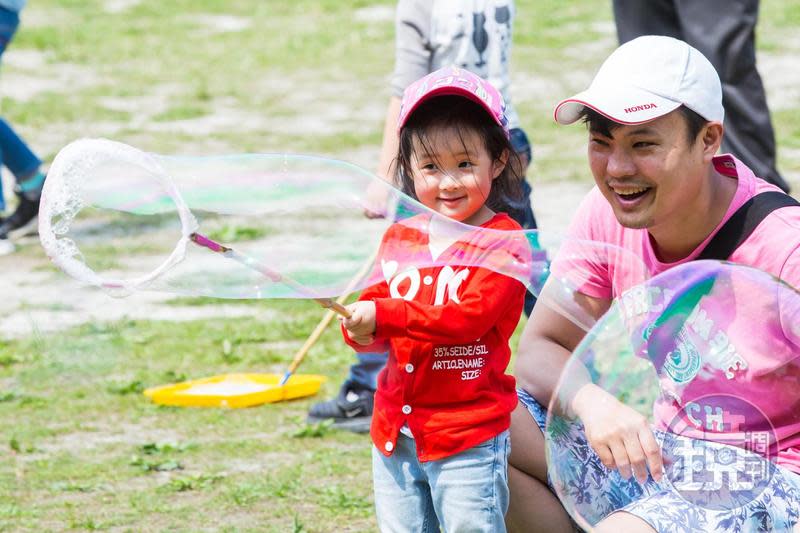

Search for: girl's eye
xmin=458 ymin=161 xmax=474 ymax=168
xmin=421 ymin=163 xmax=437 ymax=171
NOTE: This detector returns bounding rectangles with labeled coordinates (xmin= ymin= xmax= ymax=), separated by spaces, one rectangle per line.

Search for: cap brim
xmin=554 ymin=85 xmax=682 ymax=126
xmin=398 ymin=86 xmax=506 ymax=133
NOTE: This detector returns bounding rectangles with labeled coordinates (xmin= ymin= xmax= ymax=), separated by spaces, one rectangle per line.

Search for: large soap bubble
xmin=545 ymin=260 xmax=800 ymax=530
xmin=39 ymin=139 xmax=546 ymax=299
xmin=38 ymin=138 xmax=648 ymax=331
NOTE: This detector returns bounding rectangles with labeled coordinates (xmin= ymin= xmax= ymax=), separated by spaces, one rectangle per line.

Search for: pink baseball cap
xmin=397 ymin=66 xmax=509 ymax=137
xmin=554 ymin=35 xmax=724 ymax=126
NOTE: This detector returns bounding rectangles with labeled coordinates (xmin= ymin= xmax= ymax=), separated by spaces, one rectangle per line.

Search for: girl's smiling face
xmin=409 ymin=125 xmax=506 ymax=226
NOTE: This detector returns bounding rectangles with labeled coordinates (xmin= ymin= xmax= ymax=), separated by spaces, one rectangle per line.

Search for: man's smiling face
xmin=587 ymin=109 xmax=707 ymax=232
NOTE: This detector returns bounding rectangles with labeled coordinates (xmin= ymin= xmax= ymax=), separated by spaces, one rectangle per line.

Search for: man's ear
xmin=493 ymin=149 xmax=509 ymax=179
xmin=700 ymin=121 xmax=724 ymax=163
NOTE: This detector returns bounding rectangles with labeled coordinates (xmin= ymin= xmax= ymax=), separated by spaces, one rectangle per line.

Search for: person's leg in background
xmin=0 ymin=118 xmax=44 ymax=237
xmin=307 ymin=351 xmax=386 ymax=433
xmin=0 ymin=132 xmax=6 ymax=254
xmin=508 ymin=127 xmax=540 ymax=317
xmin=0 ymin=6 xmax=15 ymax=254
xmin=506 ymin=402 xmax=574 ymax=533
xmin=675 ymin=0 xmax=789 ymax=192
xmin=508 ymin=128 xmax=536 ymax=231
xmin=613 ymin=0 xmax=789 ymax=192
xmin=612 ymin=0 xmax=681 ymax=43
xmin=0 ymin=6 xmax=46 ymax=252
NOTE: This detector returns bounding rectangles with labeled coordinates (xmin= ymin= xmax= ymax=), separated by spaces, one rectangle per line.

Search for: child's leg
xmin=425 ymin=430 xmax=511 ymax=533
xmin=372 ymin=434 xmax=439 ymax=533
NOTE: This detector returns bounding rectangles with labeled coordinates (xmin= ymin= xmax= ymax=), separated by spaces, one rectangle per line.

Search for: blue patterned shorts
xmin=518 ymin=388 xmax=800 ymax=532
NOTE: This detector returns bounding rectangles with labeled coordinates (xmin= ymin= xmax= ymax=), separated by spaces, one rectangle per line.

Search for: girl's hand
xmin=342 ymin=301 xmax=377 ymax=338
xmin=572 ymin=384 xmax=663 ymax=484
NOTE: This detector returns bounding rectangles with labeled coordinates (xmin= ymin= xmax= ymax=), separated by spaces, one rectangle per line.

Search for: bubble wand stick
xmin=188 ymin=232 xmax=352 ymax=319
xmin=276 ymin=250 xmax=377 ymax=386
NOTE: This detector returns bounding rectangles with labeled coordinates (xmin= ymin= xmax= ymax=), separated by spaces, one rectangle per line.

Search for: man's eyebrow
xmin=627 ymin=127 xmax=658 ymax=136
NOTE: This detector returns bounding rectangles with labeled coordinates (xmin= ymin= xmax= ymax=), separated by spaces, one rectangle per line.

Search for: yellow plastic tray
xmin=143 ymin=373 xmax=326 ymax=408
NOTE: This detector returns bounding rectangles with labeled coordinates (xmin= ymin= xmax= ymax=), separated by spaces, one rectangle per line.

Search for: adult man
xmin=506 ymin=36 xmax=800 ymax=532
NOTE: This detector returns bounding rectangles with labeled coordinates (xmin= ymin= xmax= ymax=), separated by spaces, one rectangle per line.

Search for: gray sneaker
xmin=307 ymin=384 xmax=374 ymax=433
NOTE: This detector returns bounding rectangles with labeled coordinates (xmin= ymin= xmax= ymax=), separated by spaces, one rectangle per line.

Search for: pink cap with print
xmin=397 ymin=66 xmax=509 ymax=138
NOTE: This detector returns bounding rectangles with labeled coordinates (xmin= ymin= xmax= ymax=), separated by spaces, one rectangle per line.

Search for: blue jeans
xmin=345 ymin=351 xmax=386 ymax=391
xmin=372 ymin=431 xmax=510 ymax=532
xmin=508 ymin=127 xmax=537 ymax=231
xmin=346 ymin=128 xmax=539 ymax=391
xmin=509 ymin=128 xmax=539 ymax=316
xmin=0 ymin=7 xmax=42 ymax=210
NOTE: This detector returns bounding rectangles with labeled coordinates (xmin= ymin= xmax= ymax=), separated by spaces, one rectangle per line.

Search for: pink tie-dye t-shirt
xmin=553 ymin=154 xmax=800 ymax=473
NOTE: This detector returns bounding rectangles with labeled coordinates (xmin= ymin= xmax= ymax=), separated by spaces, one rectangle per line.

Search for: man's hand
xmin=342 ymin=301 xmax=377 ymax=345
xmin=571 ymin=383 xmax=663 ymax=483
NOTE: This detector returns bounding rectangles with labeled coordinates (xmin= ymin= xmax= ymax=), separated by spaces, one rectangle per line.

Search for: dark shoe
xmin=0 ymin=195 xmax=40 ymax=239
xmin=307 ymin=384 xmax=374 ymax=433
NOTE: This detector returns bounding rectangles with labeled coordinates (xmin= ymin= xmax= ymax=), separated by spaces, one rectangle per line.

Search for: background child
xmin=341 ymin=66 xmax=528 ymax=532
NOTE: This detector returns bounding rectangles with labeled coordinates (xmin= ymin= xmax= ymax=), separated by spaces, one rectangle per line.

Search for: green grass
xmin=153 ymin=105 xmax=210 ymax=123
xmin=0 ymin=302 xmax=378 ymax=531
xmin=9 ymin=0 xmax=797 ymax=174
xmin=0 ymin=294 xmax=529 ymax=530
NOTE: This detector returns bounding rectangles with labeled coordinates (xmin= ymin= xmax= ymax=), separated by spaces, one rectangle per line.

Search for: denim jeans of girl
xmin=372 ymin=431 xmax=510 ymax=532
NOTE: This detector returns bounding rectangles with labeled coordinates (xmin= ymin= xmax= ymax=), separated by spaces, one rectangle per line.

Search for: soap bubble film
xmin=545 ymin=261 xmax=800 ymax=529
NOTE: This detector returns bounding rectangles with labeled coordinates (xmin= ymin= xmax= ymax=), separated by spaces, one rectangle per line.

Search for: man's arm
xmin=515 ymin=277 xmax=609 ymax=404
xmin=515 ymin=278 xmax=663 ymax=483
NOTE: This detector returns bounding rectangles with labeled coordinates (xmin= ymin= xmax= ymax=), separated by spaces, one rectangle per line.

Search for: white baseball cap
xmin=554 ymin=35 xmax=724 ymax=126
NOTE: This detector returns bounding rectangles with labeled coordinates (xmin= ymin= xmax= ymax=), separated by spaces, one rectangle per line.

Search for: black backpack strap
xmin=697 ymin=191 xmax=800 ymax=261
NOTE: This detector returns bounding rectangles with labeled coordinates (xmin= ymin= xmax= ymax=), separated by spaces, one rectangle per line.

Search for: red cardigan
xmin=343 ymin=213 xmax=528 ymax=461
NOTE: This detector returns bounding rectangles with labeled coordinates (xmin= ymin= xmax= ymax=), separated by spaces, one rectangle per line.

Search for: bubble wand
xmin=188 ymin=232 xmax=352 ymax=318
xmin=277 ymin=250 xmax=377 ymax=386
xmin=38 ymin=138 xmax=615 ymax=339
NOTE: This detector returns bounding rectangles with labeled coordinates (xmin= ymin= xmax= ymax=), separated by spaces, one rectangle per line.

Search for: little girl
xmin=342 ymin=66 xmax=529 ymax=532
